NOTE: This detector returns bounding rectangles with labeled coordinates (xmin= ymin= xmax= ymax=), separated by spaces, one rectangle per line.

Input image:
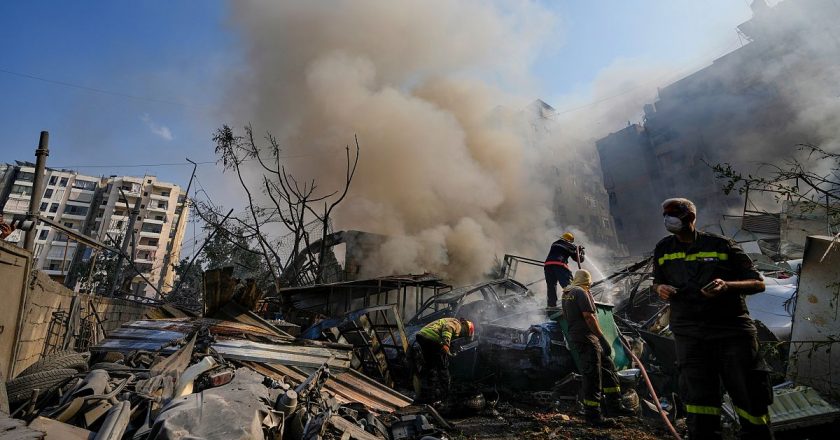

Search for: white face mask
xmin=664 ymin=215 xmax=684 ymax=233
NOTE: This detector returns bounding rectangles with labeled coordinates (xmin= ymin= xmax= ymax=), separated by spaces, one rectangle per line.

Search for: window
xmin=17 ymin=171 xmax=35 ymax=182
xmin=141 ymin=224 xmax=162 ymax=234
xmin=161 ymin=191 xmax=170 ymax=197
xmin=64 ymin=222 xmax=73 ymax=228
xmin=64 ymin=205 xmax=88 ymax=216
xmin=11 ymin=184 xmax=32 ymax=196
xmin=141 ymin=204 xmax=145 ymax=209
xmin=155 ymin=215 xmax=163 ymax=221
xmin=143 ymin=192 xmax=149 ymax=196
xmin=44 ymin=188 xmax=53 ymax=198
xmin=40 ymin=202 xmax=48 ymax=211
xmin=38 ymin=229 xmax=48 ymax=240
xmin=59 ymin=177 xmax=69 ymax=187
xmin=49 ymin=175 xmax=58 ymax=185
xmin=72 ymin=180 xmax=96 ymax=190
xmin=147 ymin=179 xmax=152 ymax=184
xmin=49 ymin=203 xmax=59 ymax=213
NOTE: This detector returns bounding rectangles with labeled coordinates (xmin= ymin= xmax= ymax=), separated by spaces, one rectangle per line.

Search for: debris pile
xmin=3 ymin=248 xmax=839 ymax=440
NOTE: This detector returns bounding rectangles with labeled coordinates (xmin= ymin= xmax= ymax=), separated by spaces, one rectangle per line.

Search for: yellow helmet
xmin=561 ymin=232 xmax=574 ymax=242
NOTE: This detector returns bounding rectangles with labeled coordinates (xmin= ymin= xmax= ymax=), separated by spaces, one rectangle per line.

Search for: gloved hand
xmin=599 ymin=336 xmax=613 ymax=358
xmin=578 ymin=245 xmax=586 ymax=256
xmin=442 ymin=345 xmax=455 ymax=357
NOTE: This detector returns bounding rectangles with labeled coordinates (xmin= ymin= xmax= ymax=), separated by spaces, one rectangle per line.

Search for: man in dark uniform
xmin=544 ymin=232 xmax=584 ymax=307
xmin=653 ymin=198 xmax=772 ymax=440
xmin=562 ymin=269 xmax=632 ymax=423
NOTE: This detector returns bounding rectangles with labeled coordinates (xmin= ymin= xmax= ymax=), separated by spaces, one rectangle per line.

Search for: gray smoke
xmin=225 ymin=0 xmax=562 ymax=283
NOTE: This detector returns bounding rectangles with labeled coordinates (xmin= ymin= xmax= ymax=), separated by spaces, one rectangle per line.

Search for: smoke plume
xmin=225 ymin=1 xmax=564 ymax=283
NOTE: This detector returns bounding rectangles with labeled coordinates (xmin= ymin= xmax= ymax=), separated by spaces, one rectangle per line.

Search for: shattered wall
xmin=0 ymin=243 xmax=151 ymax=377
xmin=787 ymin=235 xmax=840 ymax=399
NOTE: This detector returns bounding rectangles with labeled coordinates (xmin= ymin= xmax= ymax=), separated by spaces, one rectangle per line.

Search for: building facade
xmin=596 ymin=0 xmax=839 ymax=255
xmin=523 ymin=100 xmax=624 ymax=252
xmin=0 ymin=162 xmax=188 ymax=297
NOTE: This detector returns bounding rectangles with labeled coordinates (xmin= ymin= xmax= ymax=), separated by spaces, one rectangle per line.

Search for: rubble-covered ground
xmin=450 ymin=399 xmax=670 ymax=440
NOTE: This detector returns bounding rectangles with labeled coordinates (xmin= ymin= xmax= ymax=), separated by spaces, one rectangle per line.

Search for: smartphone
xmin=701 ymin=280 xmax=717 ymax=293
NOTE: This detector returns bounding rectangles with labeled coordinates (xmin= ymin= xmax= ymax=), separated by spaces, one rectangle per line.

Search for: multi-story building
xmin=0 ymin=162 xmax=188 ymax=297
xmin=596 ymin=0 xmax=838 ymax=255
xmin=523 ymin=100 xmax=624 ymax=252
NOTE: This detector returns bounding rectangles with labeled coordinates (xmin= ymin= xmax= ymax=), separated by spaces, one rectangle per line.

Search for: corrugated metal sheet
xmin=245 ymin=361 xmax=412 ymax=413
xmin=92 ymin=319 xmax=351 ymax=371
xmin=742 ymin=213 xmax=781 ymax=234
xmin=724 ymin=385 xmax=840 ymax=431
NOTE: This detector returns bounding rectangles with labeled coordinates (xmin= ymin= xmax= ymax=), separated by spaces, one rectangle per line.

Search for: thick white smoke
xmin=225 ymin=0 xmax=563 ymax=283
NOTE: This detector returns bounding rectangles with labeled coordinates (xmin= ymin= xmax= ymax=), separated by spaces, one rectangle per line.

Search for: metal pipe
xmin=24 ymin=131 xmax=50 ymax=251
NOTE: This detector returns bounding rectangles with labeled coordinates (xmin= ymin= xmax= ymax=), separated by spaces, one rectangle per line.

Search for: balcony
xmin=149 ymin=193 xmax=171 ymax=201
xmin=61 ymin=213 xmax=87 ymax=221
xmin=147 ymin=204 xmax=168 ymax=213
xmin=143 ymin=217 xmax=165 ymax=225
xmin=139 ymin=230 xmax=161 ymax=238
xmin=136 ymin=244 xmax=158 ymax=251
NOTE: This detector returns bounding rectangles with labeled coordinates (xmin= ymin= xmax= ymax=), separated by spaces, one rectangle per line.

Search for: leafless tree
xmin=196 ymin=124 xmax=360 ymax=290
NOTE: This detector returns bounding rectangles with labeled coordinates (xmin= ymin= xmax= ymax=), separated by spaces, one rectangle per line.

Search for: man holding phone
xmin=653 ymin=198 xmax=772 ymax=440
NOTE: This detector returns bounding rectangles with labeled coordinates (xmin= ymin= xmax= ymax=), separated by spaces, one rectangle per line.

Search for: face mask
xmin=664 ymin=215 xmax=684 ymax=233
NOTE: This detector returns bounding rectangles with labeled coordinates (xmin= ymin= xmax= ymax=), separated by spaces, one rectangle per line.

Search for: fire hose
xmin=618 ymin=335 xmax=682 ymax=440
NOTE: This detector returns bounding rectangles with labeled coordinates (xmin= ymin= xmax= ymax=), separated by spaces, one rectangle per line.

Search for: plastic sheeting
xmin=149 ymin=368 xmax=281 ymax=440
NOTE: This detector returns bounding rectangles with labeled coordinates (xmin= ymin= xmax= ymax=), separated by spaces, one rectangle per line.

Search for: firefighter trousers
xmin=572 ymin=337 xmax=623 ymax=419
xmin=414 ymin=334 xmax=451 ymax=402
xmin=544 ymin=265 xmax=572 ymax=307
xmin=675 ymin=334 xmax=774 ymax=440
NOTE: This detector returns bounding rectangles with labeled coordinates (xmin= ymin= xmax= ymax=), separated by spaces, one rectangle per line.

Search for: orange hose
xmin=619 ymin=336 xmax=682 ymax=440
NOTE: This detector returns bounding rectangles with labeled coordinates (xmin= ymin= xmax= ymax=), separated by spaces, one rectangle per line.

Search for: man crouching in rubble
xmin=654 ymin=198 xmax=772 ymax=440
xmin=562 ymin=269 xmax=633 ymax=424
xmin=411 ymin=317 xmax=475 ymax=403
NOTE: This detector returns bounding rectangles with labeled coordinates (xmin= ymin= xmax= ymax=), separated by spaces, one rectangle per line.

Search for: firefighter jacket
xmin=653 ymin=231 xmax=763 ymax=339
xmin=416 ymin=318 xmax=462 ymax=348
xmin=545 ymin=238 xmax=583 ymax=268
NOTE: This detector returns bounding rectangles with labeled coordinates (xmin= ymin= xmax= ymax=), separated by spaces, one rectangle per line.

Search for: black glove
xmin=599 ymin=336 xmax=613 ymax=358
xmin=578 ymin=245 xmax=586 ymax=256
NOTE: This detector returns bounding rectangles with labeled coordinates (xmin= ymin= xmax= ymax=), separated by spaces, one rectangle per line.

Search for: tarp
xmin=149 ymin=368 xmax=280 ymax=440
xmin=551 ymin=303 xmax=631 ymax=371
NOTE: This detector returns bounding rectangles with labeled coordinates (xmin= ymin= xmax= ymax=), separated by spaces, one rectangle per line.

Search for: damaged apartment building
xmin=521 ymin=99 xmax=624 ymax=253
xmin=0 ymin=161 xmax=189 ymax=296
xmin=596 ymin=0 xmax=840 ymax=255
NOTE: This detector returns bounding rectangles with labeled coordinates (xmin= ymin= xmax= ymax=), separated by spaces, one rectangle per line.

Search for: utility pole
xmin=109 ymin=189 xmax=141 ymax=296
xmin=24 ymin=131 xmax=50 ymax=252
xmin=65 ymin=181 xmax=106 ymax=289
xmin=156 ymin=158 xmax=197 ymax=296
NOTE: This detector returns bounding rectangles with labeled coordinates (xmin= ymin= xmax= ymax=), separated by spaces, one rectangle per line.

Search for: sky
xmin=0 ymin=1 xmax=754 ymax=206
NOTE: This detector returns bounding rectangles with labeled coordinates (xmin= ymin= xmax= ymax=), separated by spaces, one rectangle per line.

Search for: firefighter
xmin=544 ymin=232 xmax=585 ymax=307
xmin=653 ymin=198 xmax=772 ymax=440
xmin=411 ymin=317 xmax=475 ymax=403
xmin=561 ymin=269 xmax=632 ymax=423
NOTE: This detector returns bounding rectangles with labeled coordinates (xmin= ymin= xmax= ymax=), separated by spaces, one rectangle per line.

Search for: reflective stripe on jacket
xmin=417 ymin=318 xmax=462 ymax=347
